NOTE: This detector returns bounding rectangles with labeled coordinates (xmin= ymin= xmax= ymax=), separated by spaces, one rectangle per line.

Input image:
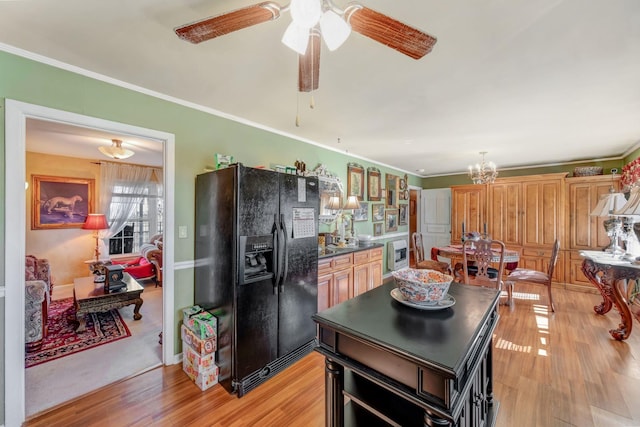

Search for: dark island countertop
xmin=313 ymin=280 xmax=500 ymax=376
xmin=318 ymin=242 xmax=384 ymax=259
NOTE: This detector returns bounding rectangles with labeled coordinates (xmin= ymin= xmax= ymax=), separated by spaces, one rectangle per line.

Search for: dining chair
xmin=411 ymin=232 xmax=450 ymax=274
xmin=461 ymin=238 xmax=506 ymax=293
xmin=506 ymin=239 xmax=560 ymax=312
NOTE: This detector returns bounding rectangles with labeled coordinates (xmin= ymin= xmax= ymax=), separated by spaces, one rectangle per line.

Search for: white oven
xmin=387 ymin=239 xmax=409 ymax=271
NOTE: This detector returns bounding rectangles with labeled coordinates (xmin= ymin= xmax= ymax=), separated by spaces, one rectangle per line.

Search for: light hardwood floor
xmin=25 ymin=282 xmax=640 ymax=427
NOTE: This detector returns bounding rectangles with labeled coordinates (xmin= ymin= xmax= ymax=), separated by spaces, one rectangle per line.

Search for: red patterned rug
xmin=26 ymin=297 xmax=131 ymax=368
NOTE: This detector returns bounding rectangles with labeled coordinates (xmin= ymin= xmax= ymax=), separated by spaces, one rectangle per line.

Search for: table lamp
xmin=613 ymin=187 xmax=640 ymax=260
xmin=590 ymin=187 xmax=627 ymax=254
xmin=343 ymin=195 xmax=361 ymax=242
xmin=82 ymin=213 xmax=109 ymax=261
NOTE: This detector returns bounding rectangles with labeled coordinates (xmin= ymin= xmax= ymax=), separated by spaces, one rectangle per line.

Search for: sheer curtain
xmin=99 ymin=162 xmax=154 ymax=241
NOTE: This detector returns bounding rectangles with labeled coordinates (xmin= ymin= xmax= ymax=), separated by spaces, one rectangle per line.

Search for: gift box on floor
xmin=183 ymin=343 xmax=216 ymax=371
xmin=181 ymin=324 xmax=217 ymax=355
xmin=184 ymin=310 xmax=217 ymax=339
xmin=182 ymin=305 xmax=204 ymax=324
xmin=183 ymin=357 xmax=219 ymax=391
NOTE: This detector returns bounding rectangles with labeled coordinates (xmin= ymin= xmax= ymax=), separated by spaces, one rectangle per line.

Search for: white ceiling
xmin=2 ymin=0 xmax=640 ymax=176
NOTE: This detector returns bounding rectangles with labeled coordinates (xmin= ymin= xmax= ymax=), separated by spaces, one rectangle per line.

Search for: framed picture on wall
xmin=385 ymin=209 xmax=398 ymax=233
xmin=31 ymin=175 xmax=94 ymax=229
xmin=347 ymin=162 xmax=365 ymax=200
xmin=367 ymin=167 xmax=381 ymax=201
xmin=353 ymin=202 xmax=369 ymax=222
xmin=373 ymin=222 xmax=383 ymax=236
xmin=399 ymin=204 xmax=408 ymax=226
xmin=372 ymin=203 xmax=385 ymax=222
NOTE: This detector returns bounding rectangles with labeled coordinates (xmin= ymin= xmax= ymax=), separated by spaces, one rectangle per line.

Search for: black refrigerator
xmin=194 ymin=163 xmax=319 ymax=397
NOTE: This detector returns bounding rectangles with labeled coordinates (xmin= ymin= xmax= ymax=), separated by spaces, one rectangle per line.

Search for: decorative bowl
xmin=573 ymin=166 xmax=603 ymax=177
xmin=392 ymin=268 xmax=453 ymax=304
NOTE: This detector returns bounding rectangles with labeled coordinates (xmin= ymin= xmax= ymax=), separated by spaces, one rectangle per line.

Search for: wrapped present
xmin=184 ymin=311 xmax=217 ymax=339
xmin=183 ymin=343 xmax=216 ymax=371
xmin=181 ymin=324 xmax=216 ymax=355
xmin=182 ymin=305 xmax=204 ymax=325
xmin=183 ymin=358 xmax=219 ymax=391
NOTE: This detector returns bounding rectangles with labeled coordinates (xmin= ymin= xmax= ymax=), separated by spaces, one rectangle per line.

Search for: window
xmin=108 ymin=183 xmax=163 ymax=255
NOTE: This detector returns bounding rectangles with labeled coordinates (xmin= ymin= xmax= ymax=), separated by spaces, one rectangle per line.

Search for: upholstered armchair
xmin=25 ymin=255 xmax=53 ymax=352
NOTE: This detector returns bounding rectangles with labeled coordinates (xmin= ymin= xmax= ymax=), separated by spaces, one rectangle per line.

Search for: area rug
xmin=26 ymin=297 xmax=131 ymax=368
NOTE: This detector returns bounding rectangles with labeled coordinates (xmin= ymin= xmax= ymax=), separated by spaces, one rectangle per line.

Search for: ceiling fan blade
xmin=344 ymin=5 xmax=437 ymax=59
xmin=298 ymin=30 xmax=321 ymax=92
xmin=175 ymin=2 xmax=281 ymax=44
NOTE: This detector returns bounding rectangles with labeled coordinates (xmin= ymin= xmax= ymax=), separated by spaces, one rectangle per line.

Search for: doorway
xmin=5 ymin=99 xmax=176 ymax=426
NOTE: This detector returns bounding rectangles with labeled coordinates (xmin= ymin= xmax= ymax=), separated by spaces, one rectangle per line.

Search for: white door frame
xmin=4 ymin=99 xmax=176 ymax=427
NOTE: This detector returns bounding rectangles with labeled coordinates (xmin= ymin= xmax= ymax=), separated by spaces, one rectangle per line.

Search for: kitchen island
xmin=313 ymin=281 xmax=500 ymax=426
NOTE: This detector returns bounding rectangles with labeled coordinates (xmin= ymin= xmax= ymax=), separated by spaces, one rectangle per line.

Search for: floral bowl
xmin=392 ymin=268 xmax=453 ymax=304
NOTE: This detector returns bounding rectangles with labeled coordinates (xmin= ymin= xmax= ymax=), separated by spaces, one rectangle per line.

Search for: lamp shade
xmin=326 ymin=195 xmax=341 ymax=211
xmin=590 ymin=192 xmax=628 ymax=217
xmin=614 ymin=187 xmax=640 ymax=217
xmin=343 ymin=195 xmax=360 ymax=210
xmin=82 ymin=213 xmax=109 ymax=230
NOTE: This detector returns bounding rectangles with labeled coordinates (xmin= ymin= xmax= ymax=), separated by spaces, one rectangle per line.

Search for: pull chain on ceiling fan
xmin=175 ymin=1 xmax=437 ymax=93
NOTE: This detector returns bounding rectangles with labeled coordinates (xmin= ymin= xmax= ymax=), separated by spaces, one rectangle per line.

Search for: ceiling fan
xmin=175 ymin=0 xmax=437 ymax=92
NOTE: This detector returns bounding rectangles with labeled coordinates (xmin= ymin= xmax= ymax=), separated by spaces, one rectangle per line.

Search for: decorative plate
xmin=390 ymin=288 xmax=456 ymax=310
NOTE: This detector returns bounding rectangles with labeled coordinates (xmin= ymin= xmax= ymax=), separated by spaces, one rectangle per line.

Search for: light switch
xmin=178 ymin=226 xmax=188 ymax=238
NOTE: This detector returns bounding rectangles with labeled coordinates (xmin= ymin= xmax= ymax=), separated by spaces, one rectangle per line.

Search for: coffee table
xmin=73 ymin=273 xmax=144 ymax=333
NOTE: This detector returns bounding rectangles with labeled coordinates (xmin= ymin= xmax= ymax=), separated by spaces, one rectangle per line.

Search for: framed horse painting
xmin=31 ymin=175 xmax=95 ymax=229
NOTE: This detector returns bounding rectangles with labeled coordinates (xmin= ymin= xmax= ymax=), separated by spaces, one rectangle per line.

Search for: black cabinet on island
xmin=313 ymin=281 xmax=500 ymax=427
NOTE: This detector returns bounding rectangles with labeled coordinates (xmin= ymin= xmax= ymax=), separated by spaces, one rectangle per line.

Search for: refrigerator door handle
xmin=272 ymin=214 xmax=280 ymax=294
xmin=279 ymin=213 xmax=289 ymax=293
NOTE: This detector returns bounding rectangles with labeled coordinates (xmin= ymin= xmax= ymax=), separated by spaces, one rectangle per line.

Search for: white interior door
xmin=420 ymin=188 xmax=452 ymax=258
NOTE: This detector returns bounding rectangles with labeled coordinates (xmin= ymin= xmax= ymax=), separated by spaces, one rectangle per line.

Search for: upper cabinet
xmin=451 ymin=173 xmax=566 ymax=249
xmin=566 ymin=174 xmax=621 ymax=250
xmin=450 ymin=184 xmax=487 ymax=243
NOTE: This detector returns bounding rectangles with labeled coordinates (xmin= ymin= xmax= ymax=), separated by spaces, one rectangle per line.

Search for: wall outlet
xmin=178 ymin=226 xmax=188 ymax=239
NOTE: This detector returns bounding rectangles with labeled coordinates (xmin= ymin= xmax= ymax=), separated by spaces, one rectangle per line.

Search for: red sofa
xmin=111 ymin=239 xmax=162 ymax=285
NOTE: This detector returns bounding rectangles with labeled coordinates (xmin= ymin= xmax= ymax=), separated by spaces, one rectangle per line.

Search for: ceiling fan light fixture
xmin=290 ymin=0 xmax=322 ymax=28
xmin=319 ymin=10 xmax=351 ymax=51
xmin=98 ymin=139 xmax=135 ymax=160
xmin=282 ymin=22 xmax=311 ymax=55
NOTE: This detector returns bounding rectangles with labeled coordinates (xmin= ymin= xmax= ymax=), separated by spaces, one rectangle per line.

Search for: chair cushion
xmin=508 ymin=269 xmax=549 ymax=283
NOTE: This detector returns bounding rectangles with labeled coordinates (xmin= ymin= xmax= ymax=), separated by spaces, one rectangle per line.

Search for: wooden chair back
xmin=462 ymin=238 xmax=506 ymax=290
xmin=412 ymin=232 xmax=426 ymax=264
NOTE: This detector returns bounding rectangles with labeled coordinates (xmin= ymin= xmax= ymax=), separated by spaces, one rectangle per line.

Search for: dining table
xmin=433 ymin=243 xmax=520 ymax=269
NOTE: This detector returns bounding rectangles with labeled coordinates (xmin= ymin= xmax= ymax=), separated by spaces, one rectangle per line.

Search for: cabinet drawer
xmin=332 ymin=254 xmax=353 ymax=270
xmin=353 ymin=251 xmax=371 ymax=266
xmin=318 ymin=258 xmax=333 ymax=276
xmin=522 ymin=247 xmax=552 ymax=258
xmin=369 ymin=247 xmax=383 ymax=261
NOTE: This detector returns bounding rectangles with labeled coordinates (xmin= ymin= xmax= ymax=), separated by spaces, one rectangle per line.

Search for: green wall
xmin=0 ymin=48 xmax=417 ymax=421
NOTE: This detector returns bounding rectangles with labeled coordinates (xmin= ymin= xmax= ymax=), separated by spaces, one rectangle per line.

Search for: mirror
xmin=386 ymin=173 xmax=399 ymax=208
xmin=308 ymin=164 xmax=344 ymax=223
xmin=318 ymin=176 xmax=344 ymax=223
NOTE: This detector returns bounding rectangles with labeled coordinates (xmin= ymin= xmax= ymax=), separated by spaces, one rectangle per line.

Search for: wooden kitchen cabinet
xmin=564 ymin=174 xmax=621 ymax=291
xmin=566 ymin=175 xmax=621 ymax=251
xmin=317 ymin=253 xmax=353 ymax=312
xmin=318 ymin=246 xmax=383 ymax=311
xmin=521 ymin=175 xmax=565 ymax=248
xmin=353 ymin=247 xmax=383 ymax=297
xmin=450 ymin=184 xmax=487 ymax=243
xmin=488 ymin=181 xmax=522 ymax=248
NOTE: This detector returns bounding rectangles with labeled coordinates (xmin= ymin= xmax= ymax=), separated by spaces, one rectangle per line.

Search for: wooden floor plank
xmin=25 ymin=282 xmax=640 ymax=427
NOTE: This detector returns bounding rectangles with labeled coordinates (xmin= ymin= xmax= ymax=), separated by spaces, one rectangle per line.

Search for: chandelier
xmin=468 ymin=151 xmax=498 ymax=184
